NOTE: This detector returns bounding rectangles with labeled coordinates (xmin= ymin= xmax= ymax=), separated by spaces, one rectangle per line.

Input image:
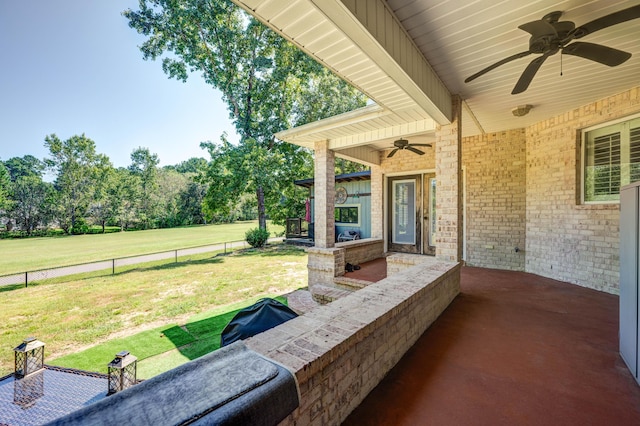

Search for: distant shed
xmin=295 ymin=170 xmax=371 ymax=239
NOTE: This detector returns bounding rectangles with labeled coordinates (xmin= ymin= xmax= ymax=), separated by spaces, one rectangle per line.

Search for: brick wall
xmin=381 ymin=146 xmax=435 ymax=173
xmin=246 ymin=258 xmax=460 ymax=425
xmin=435 ymin=97 xmax=463 ymax=262
xmin=525 ymin=86 xmax=640 ymax=293
xmin=462 ymin=129 xmax=526 ymax=270
xmin=339 ymin=238 xmax=384 ymax=265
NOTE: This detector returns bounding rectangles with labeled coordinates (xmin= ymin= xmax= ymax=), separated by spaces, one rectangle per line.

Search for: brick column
xmin=314 ymin=141 xmax=335 ymax=248
xmin=435 ymin=96 xmax=463 ymax=262
xmin=370 ymin=164 xmax=383 ymax=239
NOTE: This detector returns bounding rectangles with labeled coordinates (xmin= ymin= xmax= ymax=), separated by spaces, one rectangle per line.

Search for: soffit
xmin=275 ymin=104 xmax=437 ymax=165
xmin=233 ymin=0 xmax=426 ymax=115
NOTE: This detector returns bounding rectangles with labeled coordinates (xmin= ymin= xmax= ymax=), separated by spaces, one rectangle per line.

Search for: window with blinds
xmin=584 ymin=115 xmax=640 ymax=203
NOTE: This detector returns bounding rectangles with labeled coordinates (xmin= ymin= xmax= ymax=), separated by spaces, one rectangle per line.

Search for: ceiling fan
xmin=465 ymin=5 xmax=640 ymax=94
xmin=387 ymin=138 xmax=432 ymax=158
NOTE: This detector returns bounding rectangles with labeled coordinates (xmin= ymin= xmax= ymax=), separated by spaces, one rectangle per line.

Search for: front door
xmin=388 ymin=176 xmax=421 ymax=253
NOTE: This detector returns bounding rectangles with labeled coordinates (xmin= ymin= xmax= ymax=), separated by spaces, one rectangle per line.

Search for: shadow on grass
xmin=238 ymin=246 xmax=307 ymax=258
xmin=127 ymin=256 xmax=225 ymax=273
xmin=162 ymin=295 xmax=288 ymax=361
xmin=0 ymin=283 xmax=26 ymax=293
xmin=49 ymin=295 xmax=290 ymax=378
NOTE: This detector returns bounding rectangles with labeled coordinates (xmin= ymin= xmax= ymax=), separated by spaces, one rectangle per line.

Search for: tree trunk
xmin=256 ymin=186 xmax=266 ymax=230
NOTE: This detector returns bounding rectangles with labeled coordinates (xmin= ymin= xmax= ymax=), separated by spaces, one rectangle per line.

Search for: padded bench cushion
xmin=49 ymin=342 xmax=299 ymax=426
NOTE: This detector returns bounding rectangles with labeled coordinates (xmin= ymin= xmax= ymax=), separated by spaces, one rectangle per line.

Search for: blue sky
xmin=0 ymin=0 xmax=238 ymax=168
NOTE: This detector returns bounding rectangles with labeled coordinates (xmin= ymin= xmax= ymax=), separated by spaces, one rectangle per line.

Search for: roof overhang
xmin=276 ymin=104 xmax=437 ymax=166
xmin=232 ymin=0 xmax=451 ymax=164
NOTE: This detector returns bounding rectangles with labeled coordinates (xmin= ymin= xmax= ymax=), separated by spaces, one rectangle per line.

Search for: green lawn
xmin=50 ymin=295 xmax=288 ymax=379
xmin=0 ymin=221 xmax=284 ymax=275
xmin=0 ymin=244 xmax=306 ymax=377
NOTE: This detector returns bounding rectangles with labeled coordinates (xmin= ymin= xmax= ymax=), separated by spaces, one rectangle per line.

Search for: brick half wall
xmin=246 ymin=257 xmax=461 ymax=425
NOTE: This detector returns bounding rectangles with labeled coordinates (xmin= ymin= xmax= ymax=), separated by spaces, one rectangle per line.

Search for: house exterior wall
xmin=525 ymin=86 xmax=640 ymax=294
xmin=462 ymin=129 xmax=527 ymax=271
xmin=457 ymin=86 xmax=640 ymax=292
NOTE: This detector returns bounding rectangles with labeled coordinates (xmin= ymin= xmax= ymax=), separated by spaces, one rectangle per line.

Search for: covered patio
xmin=228 ymin=1 xmax=640 ymax=424
xmin=345 ymin=266 xmax=640 ymax=425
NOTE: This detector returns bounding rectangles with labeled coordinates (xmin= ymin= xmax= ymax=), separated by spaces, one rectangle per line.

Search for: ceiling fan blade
xmin=387 ymin=148 xmax=399 ymax=158
xmin=570 ymin=5 xmax=640 ymax=39
xmin=410 ymin=143 xmax=433 ymax=147
xmin=511 ymin=54 xmax=549 ymax=95
xmin=518 ymin=20 xmax=557 ymax=38
xmin=465 ymin=51 xmax=532 ymax=83
xmin=563 ymin=42 xmax=631 ymax=67
xmin=406 ymin=146 xmax=425 ymax=156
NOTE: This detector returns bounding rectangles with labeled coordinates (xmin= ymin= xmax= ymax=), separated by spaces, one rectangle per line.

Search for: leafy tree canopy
xmin=44 ymin=133 xmax=110 ymax=233
xmin=124 ymin=0 xmax=367 ymax=229
xmin=164 ymin=157 xmax=208 ymax=174
xmin=4 ymin=155 xmax=45 ymax=181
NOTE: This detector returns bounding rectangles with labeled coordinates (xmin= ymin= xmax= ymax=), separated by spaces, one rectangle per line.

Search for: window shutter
xmin=592 ymin=132 xmax=621 ymax=196
xmin=630 ymin=126 xmax=640 ymax=183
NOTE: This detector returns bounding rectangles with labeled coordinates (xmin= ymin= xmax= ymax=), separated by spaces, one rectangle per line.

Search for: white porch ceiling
xmin=388 ymin=0 xmax=640 ymax=135
xmin=233 ymin=0 xmax=640 ymax=160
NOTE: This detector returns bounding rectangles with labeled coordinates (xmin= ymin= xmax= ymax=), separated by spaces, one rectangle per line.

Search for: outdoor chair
xmin=338 ymin=230 xmax=360 ymax=242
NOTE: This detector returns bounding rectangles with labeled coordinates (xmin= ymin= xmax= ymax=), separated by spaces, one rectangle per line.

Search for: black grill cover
xmin=221 ymin=298 xmax=298 ymax=347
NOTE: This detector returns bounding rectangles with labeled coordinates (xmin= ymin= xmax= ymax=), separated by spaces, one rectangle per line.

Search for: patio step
xmin=311 ymin=285 xmax=353 ymax=304
xmin=333 ymin=276 xmax=372 ymax=291
xmin=286 ymin=289 xmax=320 ymax=315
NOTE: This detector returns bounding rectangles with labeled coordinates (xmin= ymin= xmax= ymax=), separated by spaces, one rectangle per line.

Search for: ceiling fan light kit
xmin=465 ymin=5 xmax=640 ymax=94
xmin=512 ymin=104 xmax=533 ymax=117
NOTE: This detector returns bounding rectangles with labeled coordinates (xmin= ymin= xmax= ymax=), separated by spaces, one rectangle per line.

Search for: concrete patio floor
xmin=343 ymin=266 xmax=640 ymax=425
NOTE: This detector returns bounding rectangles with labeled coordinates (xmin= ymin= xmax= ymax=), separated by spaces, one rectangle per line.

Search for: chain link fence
xmin=0 ymin=238 xmax=283 ymax=288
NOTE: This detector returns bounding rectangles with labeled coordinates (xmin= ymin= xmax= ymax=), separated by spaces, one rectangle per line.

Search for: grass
xmin=49 ymin=296 xmax=288 ymax=379
xmin=0 ymin=244 xmax=306 ymax=377
xmin=0 ymin=220 xmax=285 ymax=275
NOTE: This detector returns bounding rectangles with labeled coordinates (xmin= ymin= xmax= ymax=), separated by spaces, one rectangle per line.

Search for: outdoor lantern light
xmin=107 ymin=351 xmax=137 ymax=395
xmin=14 ymin=337 xmax=45 ymax=378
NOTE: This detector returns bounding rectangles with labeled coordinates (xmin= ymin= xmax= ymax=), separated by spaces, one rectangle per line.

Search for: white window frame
xmin=582 ymin=113 xmax=640 ymax=204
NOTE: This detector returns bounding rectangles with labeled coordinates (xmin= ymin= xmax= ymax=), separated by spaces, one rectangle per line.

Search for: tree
xmin=4 ymin=155 xmax=45 ymax=181
xmin=124 ymin=1 xmax=366 ymax=231
xmin=88 ymin=157 xmax=117 ymax=233
xmin=177 ymin=181 xmax=208 ymax=225
xmin=156 ymin=168 xmax=189 ymax=228
xmin=7 ymin=175 xmax=56 ymax=235
xmin=128 ymin=147 xmax=160 ymax=229
xmin=165 ymin=157 xmax=208 ymax=174
xmin=108 ymin=168 xmax=140 ymax=231
xmin=44 ymin=134 xmax=107 ymax=234
xmin=0 ymin=162 xmax=10 ymax=211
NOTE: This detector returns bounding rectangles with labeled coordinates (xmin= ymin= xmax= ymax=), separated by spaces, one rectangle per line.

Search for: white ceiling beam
xmin=321 ymin=0 xmax=452 ymax=124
